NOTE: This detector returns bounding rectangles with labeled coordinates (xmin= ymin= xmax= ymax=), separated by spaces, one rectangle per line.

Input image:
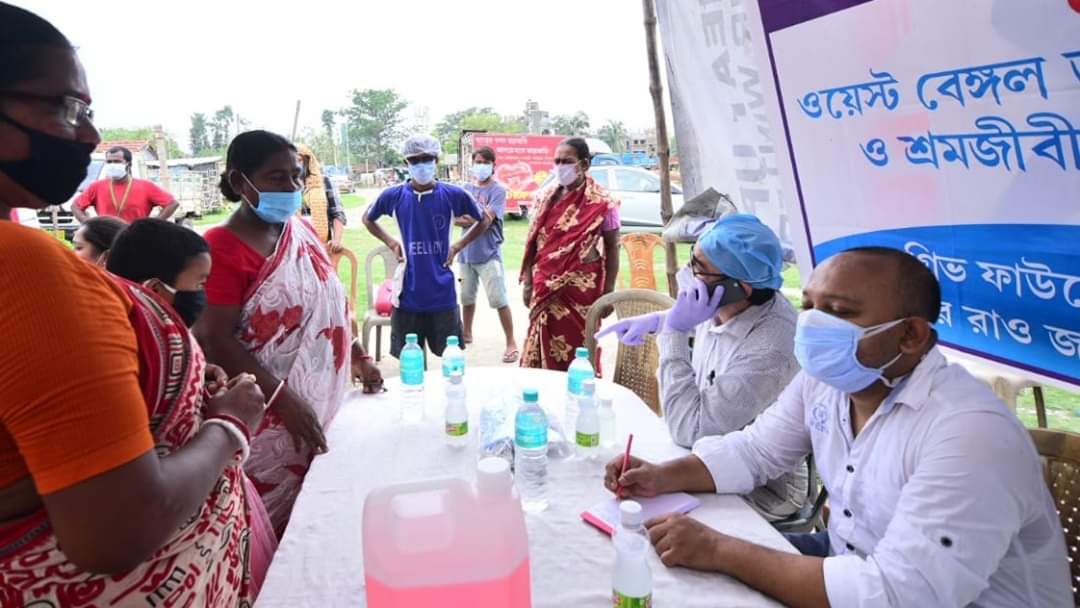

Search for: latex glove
xmin=594 ymin=312 xmax=664 ymax=346
xmin=664 ymin=277 xmax=725 ymax=333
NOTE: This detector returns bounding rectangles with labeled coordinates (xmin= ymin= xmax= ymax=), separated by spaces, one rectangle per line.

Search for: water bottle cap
xmin=575 ymin=347 xmax=589 ymax=359
xmin=581 ymin=379 xmax=596 ymax=397
xmin=476 ymin=457 xmax=512 ymax=496
xmin=619 ymin=500 xmax=643 ymax=526
xmin=405 ymin=333 xmax=418 ymax=344
xmin=449 ymin=370 xmax=463 ymax=384
xmin=447 ymin=336 xmax=459 ymax=346
xmin=522 ymin=388 xmax=539 ymax=403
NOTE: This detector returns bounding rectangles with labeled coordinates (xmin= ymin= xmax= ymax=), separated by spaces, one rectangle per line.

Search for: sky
xmin=19 ymin=0 xmax=668 ymax=153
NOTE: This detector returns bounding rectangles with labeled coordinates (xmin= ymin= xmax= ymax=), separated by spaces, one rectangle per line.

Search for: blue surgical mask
xmin=242 ymin=174 xmax=302 ymax=224
xmin=408 ymin=160 xmax=436 ymax=185
xmin=471 ymin=163 xmax=493 ymax=181
xmin=794 ymin=309 xmax=906 ymax=394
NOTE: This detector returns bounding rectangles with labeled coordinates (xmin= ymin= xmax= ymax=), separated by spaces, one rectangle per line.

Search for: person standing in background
xmin=296 ymin=143 xmax=347 ymax=253
xmin=73 ymin=145 xmax=179 ymax=223
xmin=458 ymin=146 xmax=519 ymax=363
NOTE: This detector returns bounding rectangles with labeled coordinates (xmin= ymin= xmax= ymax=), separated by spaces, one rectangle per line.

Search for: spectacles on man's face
xmin=690 ymin=255 xmax=727 ymax=281
xmin=0 ymin=91 xmax=94 ymax=127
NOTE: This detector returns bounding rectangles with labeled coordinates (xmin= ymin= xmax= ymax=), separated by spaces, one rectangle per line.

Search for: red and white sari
xmin=0 ymin=279 xmax=271 ymax=607
xmin=237 ymin=217 xmax=351 ymax=535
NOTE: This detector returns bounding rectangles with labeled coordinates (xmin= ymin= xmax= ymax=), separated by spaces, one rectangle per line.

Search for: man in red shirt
xmin=73 ymin=146 xmax=179 ymax=223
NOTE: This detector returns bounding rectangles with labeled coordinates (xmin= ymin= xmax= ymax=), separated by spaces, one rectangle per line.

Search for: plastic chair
xmin=584 ymin=289 xmax=675 ymax=415
xmin=1030 ymin=428 xmax=1080 ymax=602
xmin=331 ymin=247 xmax=361 ymax=339
xmin=363 ymin=245 xmax=400 ymax=362
xmin=619 ymin=233 xmax=664 ymax=290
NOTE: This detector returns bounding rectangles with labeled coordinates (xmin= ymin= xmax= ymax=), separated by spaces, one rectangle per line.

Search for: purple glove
xmin=595 ymin=312 xmax=665 ymax=346
xmin=664 ymin=277 xmax=725 ymax=333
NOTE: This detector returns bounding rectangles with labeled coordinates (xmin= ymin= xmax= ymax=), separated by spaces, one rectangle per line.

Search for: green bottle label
xmin=612 ymin=590 xmax=652 ymax=607
xmin=445 ymin=421 xmax=468 ymax=437
xmin=576 ymin=431 xmax=599 ymax=447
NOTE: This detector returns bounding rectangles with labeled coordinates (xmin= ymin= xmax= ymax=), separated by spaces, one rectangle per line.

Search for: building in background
xmin=625 ymin=128 xmax=658 ymax=156
xmin=523 ymin=99 xmax=551 ymax=134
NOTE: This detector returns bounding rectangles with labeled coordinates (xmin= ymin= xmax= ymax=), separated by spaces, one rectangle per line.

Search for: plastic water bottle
xmin=401 ymin=333 xmax=425 ymax=422
xmin=612 ymin=501 xmax=653 ymax=607
xmin=445 ymin=371 xmax=468 ymax=448
xmin=598 ymin=395 xmax=616 ymax=451
xmin=442 ymin=335 xmax=465 ymax=378
xmin=514 ymin=388 xmax=549 ymax=513
xmin=575 ymin=379 xmax=600 ymax=460
xmin=567 ymin=347 xmax=595 ymax=396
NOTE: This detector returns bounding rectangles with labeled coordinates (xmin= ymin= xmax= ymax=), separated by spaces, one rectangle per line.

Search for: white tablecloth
xmin=257 ymin=368 xmax=793 ymax=607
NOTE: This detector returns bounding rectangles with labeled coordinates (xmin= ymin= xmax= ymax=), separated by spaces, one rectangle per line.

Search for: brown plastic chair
xmin=1030 ymin=428 xmax=1080 ymax=602
xmin=362 ymin=245 xmax=401 ymax=362
xmin=584 ymin=289 xmax=675 ymax=415
xmin=619 ymin=233 xmax=664 ymax=290
xmin=331 ymin=247 xmax=360 ymax=339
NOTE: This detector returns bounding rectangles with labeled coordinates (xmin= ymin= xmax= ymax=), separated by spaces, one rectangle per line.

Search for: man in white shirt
xmin=604 ymin=246 xmax=1071 ymax=607
xmin=597 ymin=214 xmax=805 ymax=521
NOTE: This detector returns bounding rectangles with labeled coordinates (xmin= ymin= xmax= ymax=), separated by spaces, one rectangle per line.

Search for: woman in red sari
xmin=520 ymin=138 xmax=621 ymax=370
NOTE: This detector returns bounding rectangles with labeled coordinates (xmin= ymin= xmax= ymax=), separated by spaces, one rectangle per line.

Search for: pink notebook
xmin=581 ymin=493 xmax=702 ymax=536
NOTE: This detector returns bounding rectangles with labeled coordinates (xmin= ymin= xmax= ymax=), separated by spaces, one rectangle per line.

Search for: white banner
xmin=742 ymin=0 xmax=1080 ymax=388
xmin=656 ymin=0 xmax=794 ymax=252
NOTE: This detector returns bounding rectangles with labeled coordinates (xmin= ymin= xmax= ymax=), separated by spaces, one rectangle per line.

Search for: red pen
xmin=614 ymin=433 xmax=634 ymax=498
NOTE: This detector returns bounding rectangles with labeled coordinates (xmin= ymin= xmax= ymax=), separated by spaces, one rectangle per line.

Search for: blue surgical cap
xmin=697 ymin=213 xmax=783 ymax=289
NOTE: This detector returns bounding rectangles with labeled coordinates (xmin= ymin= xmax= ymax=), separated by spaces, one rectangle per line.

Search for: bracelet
xmin=202 ymin=418 xmax=250 ymax=463
xmin=205 ymin=413 xmax=252 ymax=443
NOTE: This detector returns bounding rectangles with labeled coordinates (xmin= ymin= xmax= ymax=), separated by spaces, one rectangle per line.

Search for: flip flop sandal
xmin=502 ymin=349 xmax=520 ymax=364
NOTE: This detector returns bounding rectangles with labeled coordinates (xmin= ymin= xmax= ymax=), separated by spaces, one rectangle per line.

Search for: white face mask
xmin=555 ymin=163 xmax=579 ymax=187
xmin=105 ymin=163 xmax=127 ymax=180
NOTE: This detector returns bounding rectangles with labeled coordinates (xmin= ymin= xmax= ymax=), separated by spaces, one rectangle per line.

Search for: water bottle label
xmin=576 ymin=431 xmax=599 ymax=447
xmin=612 ymin=591 xmax=652 ymax=607
xmin=445 ymin=421 xmax=468 ymax=437
xmin=515 ymin=425 xmax=548 ymax=449
xmin=441 ymin=360 xmax=464 ymax=378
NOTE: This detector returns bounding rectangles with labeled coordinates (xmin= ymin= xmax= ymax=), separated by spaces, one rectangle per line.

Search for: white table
xmin=257 ymin=368 xmax=793 ymax=607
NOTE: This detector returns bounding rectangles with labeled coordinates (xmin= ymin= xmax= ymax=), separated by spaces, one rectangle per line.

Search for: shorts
xmin=390 ymin=307 xmax=464 ymax=358
xmin=459 ymin=259 xmax=509 ymax=309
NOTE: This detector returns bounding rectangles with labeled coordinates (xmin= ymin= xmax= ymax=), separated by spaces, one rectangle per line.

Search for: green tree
xmin=433 ymin=107 xmax=525 ymax=155
xmin=320 ymin=109 xmax=338 ymax=165
xmin=597 ymin=119 xmax=628 ymax=153
xmin=344 ymin=88 xmax=408 ymax=168
xmin=189 ymin=114 xmax=210 ymax=155
xmin=550 ymin=111 xmax=591 ymax=136
xmin=296 ymin=127 xmax=336 ymax=169
xmin=210 ymin=105 xmax=234 ymax=150
xmin=99 ymin=126 xmax=184 ymax=158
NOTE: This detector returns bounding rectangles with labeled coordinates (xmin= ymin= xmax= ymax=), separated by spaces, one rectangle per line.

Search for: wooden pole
xmin=290 ymin=100 xmax=301 ymax=141
xmin=642 ymin=0 xmax=679 ymax=297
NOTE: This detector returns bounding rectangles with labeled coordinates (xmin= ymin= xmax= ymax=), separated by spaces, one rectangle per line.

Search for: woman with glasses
xmin=520 ymin=137 xmax=622 ymax=370
xmin=0 ymin=4 xmax=271 ymax=605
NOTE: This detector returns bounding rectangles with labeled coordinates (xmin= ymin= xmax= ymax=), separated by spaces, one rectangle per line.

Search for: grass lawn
xmin=335 ymin=192 xmax=1080 ymax=431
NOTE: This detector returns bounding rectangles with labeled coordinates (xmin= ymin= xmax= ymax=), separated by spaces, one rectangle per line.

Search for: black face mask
xmin=0 ymin=113 xmax=93 ymax=206
xmin=172 ymin=290 xmax=208 ymax=327
xmin=707 ymin=276 xmax=750 ymax=307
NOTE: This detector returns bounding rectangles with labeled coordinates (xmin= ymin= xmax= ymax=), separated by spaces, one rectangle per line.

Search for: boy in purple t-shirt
xmin=458 ymin=147 xmax=518 ymax=363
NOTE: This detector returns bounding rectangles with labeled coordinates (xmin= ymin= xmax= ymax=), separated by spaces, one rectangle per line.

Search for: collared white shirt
xmin=693 ymin=348 xmax=1071 ymax=607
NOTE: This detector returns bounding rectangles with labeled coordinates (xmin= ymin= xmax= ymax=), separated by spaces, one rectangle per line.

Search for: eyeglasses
xmin=0 ymin=91 xmax=94 ymax=127
xmin=689 ymin=256 xmax=728 ymax=281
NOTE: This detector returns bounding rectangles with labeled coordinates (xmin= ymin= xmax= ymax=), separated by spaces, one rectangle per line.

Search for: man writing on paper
xmin=596 ymin=214 xmax=806 ymax=522
xmin=604 ymin=247 xmax=1071 ymax=607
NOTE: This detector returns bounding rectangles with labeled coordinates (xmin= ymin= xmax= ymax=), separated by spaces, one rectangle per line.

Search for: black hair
xmin=0 ymin=2 xmax=74 ymax=90
xmin=560 ymin=137 xmax=592 ymax=166
xmin=106 ymin=218 xmax=209 ymax=285
xmin=107 ymin=146 xmax=132 ymax=164
xmin=219 ymin=130 xmax=296 ymax=202
xmin=841 ymin=246 xmax=941 ymax=323
xmin=473 ymin=146 xmax=496 ymax=165
xmin=78 ymin=216 xmax=126 ymax=252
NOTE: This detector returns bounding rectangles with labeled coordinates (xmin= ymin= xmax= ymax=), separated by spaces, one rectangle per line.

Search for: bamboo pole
xmin=290 ymin=100 xmax=301 ymax=141
xmin=642 ymin=0 xmax=679 ymax=297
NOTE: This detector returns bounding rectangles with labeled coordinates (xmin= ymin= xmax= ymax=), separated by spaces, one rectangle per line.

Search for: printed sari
xmin=0 ymin=278 xmax=268 ymax=607
xmin=520 ymin=177 xmax=619 ymax=370
xmin=236 ymin=217 xmax=351 ymax=536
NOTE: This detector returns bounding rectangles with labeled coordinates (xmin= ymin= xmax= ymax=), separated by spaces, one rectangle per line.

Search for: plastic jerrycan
xmin=362 ymin=458 xmax=532 ymax=607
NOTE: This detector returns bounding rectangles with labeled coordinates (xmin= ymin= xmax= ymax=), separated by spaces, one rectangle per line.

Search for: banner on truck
xmin=469 ymin=134 xmax=563 ymax=206
xmin=741 ymin=0 xmax=1080 ymax=387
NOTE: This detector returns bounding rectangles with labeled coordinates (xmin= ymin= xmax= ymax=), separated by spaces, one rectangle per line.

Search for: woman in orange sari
xmin=520 ymin=138 xmax=621 ymax=370
xmin=1 ymin=6 xmax=268 ymax=604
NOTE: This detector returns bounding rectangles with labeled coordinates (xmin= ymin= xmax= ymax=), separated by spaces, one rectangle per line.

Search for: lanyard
xmin=109 ymin=179 xmax=134 ymax=215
